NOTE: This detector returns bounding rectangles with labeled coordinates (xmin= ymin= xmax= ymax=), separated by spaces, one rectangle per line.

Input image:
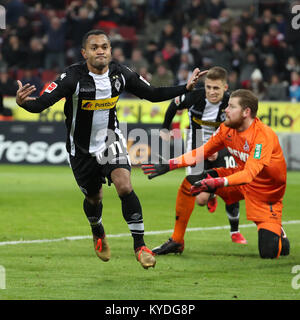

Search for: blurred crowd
xmin=1 ymin=0 xmax=300 ymax=119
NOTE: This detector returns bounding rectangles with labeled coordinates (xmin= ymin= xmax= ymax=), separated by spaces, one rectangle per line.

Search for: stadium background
xmin=0 ymin=0 xmax=300 ymax=301
xmin=0 ymin=0 xmax=300 ymax=168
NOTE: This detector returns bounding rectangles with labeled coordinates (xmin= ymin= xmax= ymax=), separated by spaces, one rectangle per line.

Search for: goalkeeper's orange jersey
xmin=173 ymin=117 xmax=287 ymax=203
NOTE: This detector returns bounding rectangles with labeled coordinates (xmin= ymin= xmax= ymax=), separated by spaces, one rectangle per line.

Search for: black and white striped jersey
xmin=21 ymin=60 xmax=189 ymax=156
xmin=162 ymin=87 xmax=229 ymax=149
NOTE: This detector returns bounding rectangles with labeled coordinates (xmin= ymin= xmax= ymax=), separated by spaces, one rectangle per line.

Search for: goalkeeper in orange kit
xmin=142 ymin=89 xmax=290 ymax=259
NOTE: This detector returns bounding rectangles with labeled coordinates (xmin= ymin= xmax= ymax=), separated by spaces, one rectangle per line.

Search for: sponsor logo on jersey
xmin=227 ymin=146 xmax=249 ymax=162
xmin=254 ymin=144 xmax=262 ymax=159
xmin=80 ymin=88 xmax=95 ymax=93
xmin=81 ymin=96 xmax=119 ymax=110
xmin=45 ymin=82 xmax=57 ymax=93
xmin=174 ymin=96 xmax=181 ymax=106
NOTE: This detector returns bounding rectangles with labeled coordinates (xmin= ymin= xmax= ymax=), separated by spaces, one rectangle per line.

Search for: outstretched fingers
xmin=141 ymin=164 xmax=156 ymax=174
xmin=187 ymin=69 xmax=209 ymax=90
xmin=16 ymin=80 xmax=37 ymax=105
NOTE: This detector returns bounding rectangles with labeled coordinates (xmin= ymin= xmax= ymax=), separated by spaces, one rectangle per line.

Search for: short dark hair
xmin=82 ymin=29 xmax=110 ymax=48
xmin=230 ymin=89 xmax=258 ymax=118
xmin=206 ymin=66 xmax=228 ymax=83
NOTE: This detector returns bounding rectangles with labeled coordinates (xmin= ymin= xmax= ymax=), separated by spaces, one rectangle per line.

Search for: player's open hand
xmin=186 ymin=69 xmax=208 ymax=91
xmin=16 ymin=80 xmax=37 ymax=106
xmin=141 ymin=155 xmax=170 ymax=179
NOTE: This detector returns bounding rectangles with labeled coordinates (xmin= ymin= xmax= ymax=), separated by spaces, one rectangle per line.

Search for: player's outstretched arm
xmin=142 ymin=144 xmax=207 ymax=179
xmin=125 ymin=66 xmax=208 ymax=103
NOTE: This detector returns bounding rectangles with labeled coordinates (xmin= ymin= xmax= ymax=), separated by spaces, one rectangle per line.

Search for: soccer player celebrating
xmin=16 ymin=29 xmax=205 ymax=269
xmin=142 ymin=89 xmax=290 ymax=259
xmin=152 ymin=67 xmax=246 ymax=256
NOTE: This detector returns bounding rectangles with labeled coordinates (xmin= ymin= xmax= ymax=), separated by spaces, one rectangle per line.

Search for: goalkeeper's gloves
xmin=141 ymin=156 xmax=179 ymax=179
xmin=190 ymin=176 xmax=228 ymax=195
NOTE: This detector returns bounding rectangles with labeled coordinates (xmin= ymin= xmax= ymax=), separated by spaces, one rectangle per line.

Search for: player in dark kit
xmin=151 ymin=67 xmax=247 ymax=256
xmin=16 ymin=29 xmax=204 ymax=269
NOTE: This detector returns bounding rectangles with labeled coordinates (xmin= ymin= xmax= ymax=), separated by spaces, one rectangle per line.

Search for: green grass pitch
xmin=0 ymin=165 xmax=299 ymax=300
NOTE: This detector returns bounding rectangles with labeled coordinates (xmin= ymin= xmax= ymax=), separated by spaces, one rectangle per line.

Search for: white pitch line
xmin=0 ymin=220 xmax=299 ymax=247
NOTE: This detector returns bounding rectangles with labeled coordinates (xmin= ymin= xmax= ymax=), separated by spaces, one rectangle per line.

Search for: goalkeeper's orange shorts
xmin=213 ymin=169 xmax=283 ymax=236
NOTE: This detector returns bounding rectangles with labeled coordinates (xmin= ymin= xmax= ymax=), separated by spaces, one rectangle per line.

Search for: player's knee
xmin=258 ymin=228 xmax=280 ymax=259
xmin=85 ymin=189 xmax=103 ymax=205
xmin=111 ymin=168 xmax=132 ymax=196
xmin=195 ymin=193 xmax=210 ymax=206
xmin=116 ymin=184 xmax=132 ymax=197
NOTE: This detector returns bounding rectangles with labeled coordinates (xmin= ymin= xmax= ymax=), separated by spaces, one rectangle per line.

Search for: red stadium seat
xmin=41 ymin=70 xmax=58 ymax=82
xmin=118 ymin=26 xmax=137 ymax=45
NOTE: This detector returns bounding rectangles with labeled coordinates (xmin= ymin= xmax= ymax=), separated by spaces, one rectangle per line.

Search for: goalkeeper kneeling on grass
xmin=142 ymin=89 xmax=290 ymax=259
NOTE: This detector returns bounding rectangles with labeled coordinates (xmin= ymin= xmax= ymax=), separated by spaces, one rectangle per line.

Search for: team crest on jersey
xmin=45 ymin=82 xmax=57 ymax=93
xmin=115 ymin=78 xmax=121 ymax=91
xmin=243 ymin=139 xmax=250 ymax=152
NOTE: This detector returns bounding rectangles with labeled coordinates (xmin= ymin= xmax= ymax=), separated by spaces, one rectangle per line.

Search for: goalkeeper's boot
xmin=93 ymin=235 xmax=111 ymax=262
xmin=135 ymin=246 xmax=156 ymax=269
xmin=152 ymin=238 xmax=184 ymax=255
xmin=280 ymin=227 xmax=290 ymax=256
xmin=207 ymin=194 xmax=218 ymax=213
xmin=231 ymin=232 xmax=247 ymax=244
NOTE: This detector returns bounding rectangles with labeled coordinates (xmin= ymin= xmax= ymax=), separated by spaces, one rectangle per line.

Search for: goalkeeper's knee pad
xmin=258 ymin=228 xmax=281 ymax=259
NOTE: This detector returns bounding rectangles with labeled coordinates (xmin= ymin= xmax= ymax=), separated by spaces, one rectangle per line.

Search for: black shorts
xmin=187 ymin=147 xmax=236 ymax=176
xmin=69 ymin=149 xmax=131 ymax=197
xmin=204 ymin=147 xmax=236 ymax=170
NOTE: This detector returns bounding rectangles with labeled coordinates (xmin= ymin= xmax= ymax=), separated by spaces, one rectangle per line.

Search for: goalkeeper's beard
xmin=224 ymin=115 xmax=244 ymax=129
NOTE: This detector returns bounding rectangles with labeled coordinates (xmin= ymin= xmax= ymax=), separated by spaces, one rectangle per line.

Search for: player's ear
xmin=81 ymin=48 xmax=87 ymax=60
xmin=243 ymin=107 xmax=251 ymax=117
